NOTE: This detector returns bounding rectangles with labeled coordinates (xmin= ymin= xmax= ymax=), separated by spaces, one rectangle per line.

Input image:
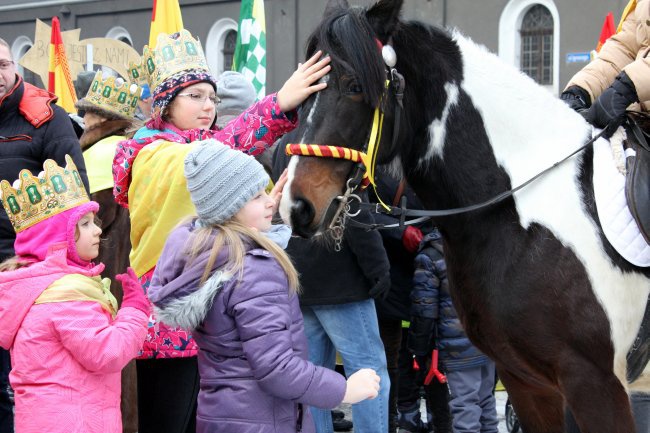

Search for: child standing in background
xmin=408 ymin=229 xmax=498 ymax=433
xmin=0 ymin=156 xmax=149 ymax=433
xmin=147 ymin=141 xmax=380 ymax=433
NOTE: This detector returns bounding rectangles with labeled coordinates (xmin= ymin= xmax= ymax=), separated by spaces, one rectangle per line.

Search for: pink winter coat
xmin=0 ymin=204 xmax=148 ymax=433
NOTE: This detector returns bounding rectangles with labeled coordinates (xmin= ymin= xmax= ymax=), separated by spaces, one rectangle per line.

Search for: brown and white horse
xmin=279 ymin=1 xmax=650 ymax=432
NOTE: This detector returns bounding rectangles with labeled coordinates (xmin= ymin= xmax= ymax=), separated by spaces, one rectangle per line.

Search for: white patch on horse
xmin=453 ymin=31 xmax=650 ymax=387
xmin=279 ymin=156 xmax=299 ymax=225
xmin=387 ymin=156 xmax=403 ymax=179
xmin=421 ymin=82 xmax=459 ymax=165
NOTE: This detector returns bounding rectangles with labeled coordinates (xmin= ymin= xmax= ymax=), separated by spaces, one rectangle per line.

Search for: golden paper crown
xmin=128 ymin=29 xmax=210 ymax=91
xmin=0 ymin=156 xmax=89 ymax=233
xmin=80 ymin=71 xmax=143 ymax=119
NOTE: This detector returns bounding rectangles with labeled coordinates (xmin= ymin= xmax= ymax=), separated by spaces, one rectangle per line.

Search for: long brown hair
xmin=185 ymin=220 xmax=299 ymax=293
xmin=0 ymin=256 xmax=31 ymax=272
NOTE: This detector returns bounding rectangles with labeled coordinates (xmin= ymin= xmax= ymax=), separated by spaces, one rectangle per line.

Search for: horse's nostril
xmin=291 ymin=198 xmax=316 ymax=237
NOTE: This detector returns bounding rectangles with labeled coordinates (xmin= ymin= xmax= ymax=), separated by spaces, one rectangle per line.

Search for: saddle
xmin=623 ymin=113 xmax=650 ymax=244
xmin=623 ymin=114 xmax=650 ymax=381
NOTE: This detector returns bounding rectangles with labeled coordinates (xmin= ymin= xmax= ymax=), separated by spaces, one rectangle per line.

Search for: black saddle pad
xmin=624 ymin=115 xmax=650 ymax=244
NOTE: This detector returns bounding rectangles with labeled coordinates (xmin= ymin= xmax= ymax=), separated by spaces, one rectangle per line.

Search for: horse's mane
xmin=305 ymin=6 xmax=386 ymax=108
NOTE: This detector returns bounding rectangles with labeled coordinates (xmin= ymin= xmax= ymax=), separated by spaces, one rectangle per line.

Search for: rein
xmin=350 ymin=126 xmax=609 ymax=231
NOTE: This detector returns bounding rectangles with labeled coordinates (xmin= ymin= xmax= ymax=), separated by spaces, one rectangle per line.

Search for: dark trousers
xmin=397 ymin=328 xmax=451 ymax=433
xmin=0 ymin=348 xmax=13 ymax=433
xmin=379 ymin=317 xmax=403 ymax=433
xmin=137 ymin=357 xmax=199 ymax=433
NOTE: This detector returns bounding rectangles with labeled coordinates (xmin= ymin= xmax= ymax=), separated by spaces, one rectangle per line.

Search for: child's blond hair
xmin=185 ymin=219 xmax=299 ymax=294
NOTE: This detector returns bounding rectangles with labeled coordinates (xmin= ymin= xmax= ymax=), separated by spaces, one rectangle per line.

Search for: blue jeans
xmin=302 ymin=300 xmax=390 ymax=433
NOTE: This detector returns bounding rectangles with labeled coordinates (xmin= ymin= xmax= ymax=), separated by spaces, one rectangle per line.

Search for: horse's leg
xmin=560 ymin=361 xmax=635 ymax=433
xmin=121 ymin=360 xmax=138 ymax=433
xmin=497 ymin=367 xmax=564 ymax=433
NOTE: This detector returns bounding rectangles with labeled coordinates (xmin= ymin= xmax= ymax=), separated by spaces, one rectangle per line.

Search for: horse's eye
xmin=346 ymin=82 xmax=363 ymax=95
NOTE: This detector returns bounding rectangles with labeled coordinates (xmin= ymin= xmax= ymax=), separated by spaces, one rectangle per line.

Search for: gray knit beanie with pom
xmin=184 ymin=140 xmax=270 ymax=224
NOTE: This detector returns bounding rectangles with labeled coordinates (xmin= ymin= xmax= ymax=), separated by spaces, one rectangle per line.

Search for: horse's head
xmin=279 ymin=0 xmax=406 ymax=237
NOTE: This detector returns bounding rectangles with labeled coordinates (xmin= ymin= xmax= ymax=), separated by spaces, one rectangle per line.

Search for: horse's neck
xmin=404 ymin=32 xmax=591 ymax=212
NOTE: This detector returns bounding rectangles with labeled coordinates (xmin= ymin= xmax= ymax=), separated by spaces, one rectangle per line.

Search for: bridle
xmin=286 ymin=39 xmax=405 ymax=248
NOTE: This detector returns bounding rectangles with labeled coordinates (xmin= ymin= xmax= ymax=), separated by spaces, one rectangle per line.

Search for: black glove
xmin=414 ymin=354 xmax=430 ymax=384
xmin=368 ymin=272 xmax=391 ymax=300
xmin=586 ymin=71 xmax=638 ymax=137
xmin=407 ymin=317 xmax=436 ymax=356
xmin=560 ymin=85 xmax=591 ymax=112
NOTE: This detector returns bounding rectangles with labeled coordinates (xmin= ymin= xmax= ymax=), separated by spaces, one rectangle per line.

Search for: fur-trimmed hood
xmin=147 ymin=221 xmax=231 ymax=330
xmin=79 ymin=118 xmax=135 ymax=150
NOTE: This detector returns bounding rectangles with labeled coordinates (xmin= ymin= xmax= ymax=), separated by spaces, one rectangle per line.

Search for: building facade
xmin=0 ymin=0 xmax=629 ymax=96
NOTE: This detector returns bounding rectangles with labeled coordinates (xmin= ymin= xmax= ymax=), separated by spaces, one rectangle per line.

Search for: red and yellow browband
xmin=285 ymin=144 xmax=371 ymax=188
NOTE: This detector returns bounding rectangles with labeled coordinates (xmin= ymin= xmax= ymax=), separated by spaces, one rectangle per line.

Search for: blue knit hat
xmin=184 ymin=140 xmax=270 ymax=224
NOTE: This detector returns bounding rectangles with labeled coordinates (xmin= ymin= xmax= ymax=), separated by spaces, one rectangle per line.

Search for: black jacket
xmin=369 ymin=172 xmax=428 ymax=321
xmin=272 ymin=139 xmax=390 ymax=306
xmin=0 ymin=77 xmax=89 ymax=260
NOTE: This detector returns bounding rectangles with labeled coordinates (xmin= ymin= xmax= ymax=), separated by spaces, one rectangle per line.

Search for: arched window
xmin=520 ymin=5 xmax=553 ymax=85
xmin=106 ymin=26 xmax=133 ymax=46
xmin=222 ymin=30 xmax=237 ymax=72
xmin=11 ymin=36 xmax=42 ymax=87
xmin=499 ymin=0 xmax=560 ymax=94
xmin=206 ymin=18 xmax=238 ymax=76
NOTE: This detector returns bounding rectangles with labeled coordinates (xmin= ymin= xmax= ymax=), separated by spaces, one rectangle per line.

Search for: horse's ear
xmin=366 ymin=0 xmax=403 ymax=43
xmin=323 ymin=0 xmax=349 ymax=18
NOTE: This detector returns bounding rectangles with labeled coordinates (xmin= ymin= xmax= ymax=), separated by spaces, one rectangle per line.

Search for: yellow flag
xmin=149 ymin=0 xmax=184 ymax=48
xmin=47 ymin=16 xmax=77 ymax=113
xmin=617 ymin=0 xmax=637 ymax=33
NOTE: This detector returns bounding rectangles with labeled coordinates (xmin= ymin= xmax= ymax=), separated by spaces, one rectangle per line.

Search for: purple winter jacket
xmin=147 ymin=222 xmax=347 ymax=433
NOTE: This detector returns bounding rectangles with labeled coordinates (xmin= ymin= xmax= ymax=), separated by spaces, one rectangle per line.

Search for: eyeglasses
xmin=0 ymin=60 xmax=14 ymax=70
xmin=177 ymin=92 xmax=220 ymax=105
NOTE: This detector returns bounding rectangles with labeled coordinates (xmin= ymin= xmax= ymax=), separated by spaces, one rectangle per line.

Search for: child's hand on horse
xmin=276 ymin=51 xmax=331 ymax=112
xmin=342 ymin=368 xmax=381 ymax=404
xmin=270 ymin=169 xmax=288 ymax=214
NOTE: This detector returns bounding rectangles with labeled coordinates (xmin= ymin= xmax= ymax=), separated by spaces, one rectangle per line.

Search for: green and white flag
xmin=233 ymin=0 xmax=266 ymax=99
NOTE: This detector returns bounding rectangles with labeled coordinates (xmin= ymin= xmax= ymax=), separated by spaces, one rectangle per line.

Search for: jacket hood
xmin=148 ymin=222 xmax=235 ymax=330
xmin=79 ymin=118 xmax=132 ymax=150
xmin=0 ymin=244 xmax=103 ymax=349
xmin=14 ymin=201 xmax=100 ymax=267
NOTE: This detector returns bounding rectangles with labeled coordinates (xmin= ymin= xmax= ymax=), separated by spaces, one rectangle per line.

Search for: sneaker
xmin=332 ymin=409 xmax=345 ymax=421
xmin=333 ymin=417 xmax=353 ymax=432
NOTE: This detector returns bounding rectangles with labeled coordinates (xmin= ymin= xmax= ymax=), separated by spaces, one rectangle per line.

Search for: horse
xmin=278 ymin=0 xmax=650 ymax=432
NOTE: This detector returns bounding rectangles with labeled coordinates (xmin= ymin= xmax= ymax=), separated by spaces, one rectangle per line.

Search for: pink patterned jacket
xmin=112 ymin=93 xmax=297 ymax=359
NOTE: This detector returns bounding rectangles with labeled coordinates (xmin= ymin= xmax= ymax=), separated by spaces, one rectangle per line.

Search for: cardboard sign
xmin=19 ymin=19 xmax=142 ymax=85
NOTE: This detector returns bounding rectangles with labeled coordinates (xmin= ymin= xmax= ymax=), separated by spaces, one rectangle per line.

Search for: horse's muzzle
xmin=290 ymin=197 xmax=317 ymax=238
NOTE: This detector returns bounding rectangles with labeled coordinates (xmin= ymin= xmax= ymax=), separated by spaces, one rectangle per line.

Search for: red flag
xmin=596 ymin=12 xmax=616 ymax=52
xmin=48 ymin=16 xmax=77 ymax=113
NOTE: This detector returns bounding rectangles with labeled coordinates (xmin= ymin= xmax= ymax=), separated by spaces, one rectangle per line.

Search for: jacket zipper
xmin=297 ymin=403 xmax=303 ymax=432
xmin=0 ymin=134 xmax=32 ymax=142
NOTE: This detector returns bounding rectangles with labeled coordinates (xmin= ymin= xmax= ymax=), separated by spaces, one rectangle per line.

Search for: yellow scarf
xmin=83 ymin=135 xmax=125 ymax=194
xmin=128 ymin=140 xmax=197 ymax=277
xmin=618 ymin=0 xmax=637 ymax=33
xmin=35 ymin=274 xmax=118 ymax=318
